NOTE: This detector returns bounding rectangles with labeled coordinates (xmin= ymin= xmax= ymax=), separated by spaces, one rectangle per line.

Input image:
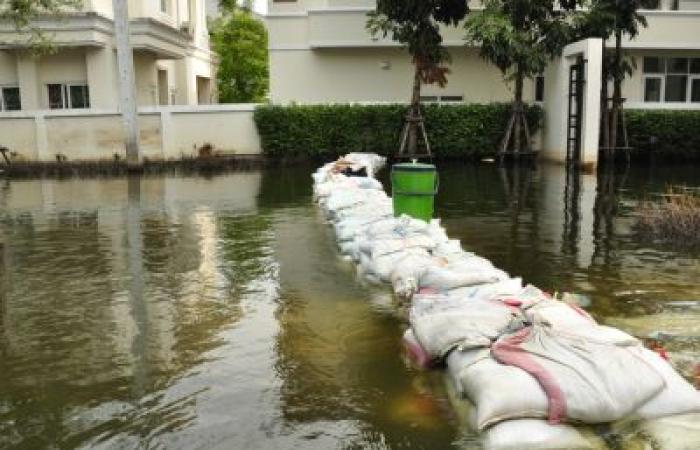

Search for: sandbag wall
xmin=312 ymin=154 xmax=700 ymax=449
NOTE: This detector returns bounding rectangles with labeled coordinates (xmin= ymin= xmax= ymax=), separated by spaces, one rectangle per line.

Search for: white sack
xmin=482 ymin=419 xmax=602 ymax=450
xmin=410 ymin=295 xmax=516 ymax=359
xmin=456 ymin=326 xmax=665 ymax=430
xmin=631 ymin=347 xmax=700 ymax=419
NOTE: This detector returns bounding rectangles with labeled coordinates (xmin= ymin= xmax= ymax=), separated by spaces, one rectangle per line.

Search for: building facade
xmin=0 ymin=0 xmax=217 ymax=112
xmin=264 ymin=0 xmax=700 ymax=109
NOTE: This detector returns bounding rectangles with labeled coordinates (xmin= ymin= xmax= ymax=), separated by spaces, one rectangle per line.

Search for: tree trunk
xmin=609 ymin=30 xmax=623 ymax=161
xmin=407 ymin=66 xmax=422 ymax=155
xmin=513 ymin=67 xmax=525 ymax=156
xmin=113 ymin=0 xmax=141 ymax=167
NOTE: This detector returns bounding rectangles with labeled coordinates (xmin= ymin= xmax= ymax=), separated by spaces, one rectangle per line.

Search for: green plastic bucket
xmin=391 ymin=162 xmax=439 ymax=223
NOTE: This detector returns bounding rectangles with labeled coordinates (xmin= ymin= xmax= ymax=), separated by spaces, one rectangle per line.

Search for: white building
xmin=0 ymin=0 xmax=217 ymax=112
xmin=264 ymin=0 xmax=700 ymax=107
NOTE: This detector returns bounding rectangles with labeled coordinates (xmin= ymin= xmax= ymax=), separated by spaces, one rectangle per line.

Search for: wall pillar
xmin=160 ymin=110 xmax=175 ymax=158
xmin=16 ymin=52 xmax=40 ymax=110
xmin=542 ymin=38 xmax=602 ymax=169
xmin=34 ymin=113 xmax=49 ymax=161
xmin=86 ymin=47 xmax=119 ymax=109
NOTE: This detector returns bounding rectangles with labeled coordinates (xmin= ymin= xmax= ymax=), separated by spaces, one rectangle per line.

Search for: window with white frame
xmin=160 ymin=0 xmax=170 ymax=14
xmin=47 ymin=83 xmax=90 ymax=109
xmin=0 ymin=86 xmax=21 ymax=111
xmin=643 ymin=56 xmax=700 ymax=103
xmin=420 ymin=95 xmax=464 ymax=104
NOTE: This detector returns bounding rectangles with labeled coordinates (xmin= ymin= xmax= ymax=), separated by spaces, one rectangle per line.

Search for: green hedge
xmin=626 ymin=109 xmax=700 ymax=161
xmin=254 ymin=103 xmax=543 ymax=160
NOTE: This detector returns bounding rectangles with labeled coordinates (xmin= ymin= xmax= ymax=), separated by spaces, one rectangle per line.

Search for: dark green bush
xmin=254 ymin=103 xmax=543 ymax=160
xmin=626 ymin=109 xmax=700 ymax=161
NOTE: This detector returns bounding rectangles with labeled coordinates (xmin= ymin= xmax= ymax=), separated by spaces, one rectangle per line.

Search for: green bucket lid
xmin=392 ymin=162 xmax=436 ymax=172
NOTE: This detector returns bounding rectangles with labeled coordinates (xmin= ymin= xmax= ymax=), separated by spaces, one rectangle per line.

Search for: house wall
xmin=270 ymin=47 xmax=533 ymax=104
xmin=0 ymin=50 xmax=18 ymax=86
xmin=0 ymin=105 xmax=261 ymax=162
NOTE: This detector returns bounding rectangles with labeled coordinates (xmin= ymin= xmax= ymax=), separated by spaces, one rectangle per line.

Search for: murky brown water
xmin=0 ymin=163 xmax=698 ymax=449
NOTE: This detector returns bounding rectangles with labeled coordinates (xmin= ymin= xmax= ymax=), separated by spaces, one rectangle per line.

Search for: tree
xmin=210 ymin=8 xmax=268 ymax=103
xmin=0 ymin=0 xmax=81 ymax=48
xmin=367 ymin=0 xmax=470 ymax=158
xmin=575 ymin=0 xmax=647 ymax=163
xmin=465 ymin=0 xmax=576 ymax=160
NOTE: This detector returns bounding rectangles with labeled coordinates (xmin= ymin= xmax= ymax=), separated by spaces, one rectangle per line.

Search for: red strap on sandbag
xmin=492 ymin=327 xmax=567 ymax=424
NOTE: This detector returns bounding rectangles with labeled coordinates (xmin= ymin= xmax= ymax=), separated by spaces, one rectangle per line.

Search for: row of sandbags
xmin=312 ymin=154 xmax=700 ymax=449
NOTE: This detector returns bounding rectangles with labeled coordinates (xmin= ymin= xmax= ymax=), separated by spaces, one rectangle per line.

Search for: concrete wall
xmin=0 ymin=105 xmax=261 ymax=162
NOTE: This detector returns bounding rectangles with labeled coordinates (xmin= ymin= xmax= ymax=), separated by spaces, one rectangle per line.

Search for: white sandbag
xmin=390 ymin=253 xmax=436 ymax=299
xmin=360 ymin=235 xmax=437 ymax=259
xmin=341 ymin=153 xmax=387 ymax=177
xmin=362 ymin=248 xmax=431 ymax=282
xmin=334 ymin=214 xmax=392 ymax=242
xmin=630 ymin=347 xmax=700 ymax=419
xmin=325 ymin=189 xmax=384 ymax=213
xmin=364 ymin=215 xmax=430 ymax=240
xmin=426 ymin=219 xmax=450 ymax=245
xmin=639 ymin=413 xmax=700 ymax=450
xmin=418 ymin=265 xmax=503 ymax=291
xmin=482 ymin=419 xmax=602 ymax=450
xmin=457 ymin=325 xmax=665 ymax=430
xmin=447 ymin=278 xmax=524 ymax=303
xmin=332 ymin=199 xmax=393 ymax=221
xmin=410 ymin=295 xmax=516 ymax=359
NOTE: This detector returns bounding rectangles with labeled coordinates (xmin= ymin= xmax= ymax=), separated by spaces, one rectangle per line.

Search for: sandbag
xmin=638 ymin=413 xmax=700 ymax=450
xmin=479 ymin=325 xmax=665 ymax=428
xmin=410 ymin=295 xmax=516 ymax=359
xmin=446 ymin=277 xmax=524 ymax=303
xmin=630 ymin=347 xmax=700 ymax=419
xmin=482 ymin=419 xmax=603 ymax=450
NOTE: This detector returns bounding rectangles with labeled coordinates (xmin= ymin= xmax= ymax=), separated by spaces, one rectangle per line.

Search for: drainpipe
xmin=112 ymin=0 xmax=142 ymax=168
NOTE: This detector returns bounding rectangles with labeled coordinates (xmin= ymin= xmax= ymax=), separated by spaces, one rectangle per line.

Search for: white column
xmin=16 ymin=51 xmax=40 ymax=110
xmin=86 ymin=47 xmax=119 ymax=109
xmin=579 ymin=39 xmax=602 ymax=169
xmin=112 ymin=0 xmax=142 ymax=166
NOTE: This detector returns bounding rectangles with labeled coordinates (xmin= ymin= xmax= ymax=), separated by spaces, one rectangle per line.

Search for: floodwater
xmin=0 ymin=163 xmax=698 ymax=449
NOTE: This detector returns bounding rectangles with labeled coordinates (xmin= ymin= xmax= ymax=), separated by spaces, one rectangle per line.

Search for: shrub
xmin=253 ymin=103 xmax=543 ymax=160
xmin=636 ymin=187 xmax=700 ymax=248
xmin=626 ymin=109 xmax=700 ymax=161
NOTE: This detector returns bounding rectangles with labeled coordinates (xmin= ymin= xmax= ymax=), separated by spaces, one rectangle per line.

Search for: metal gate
xmin=566 ymin=57 xmax=586 ymax=164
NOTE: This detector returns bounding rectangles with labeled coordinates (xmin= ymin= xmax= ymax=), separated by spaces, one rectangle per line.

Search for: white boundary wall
xmin=0 ymin=104 xmax=262 ymax=162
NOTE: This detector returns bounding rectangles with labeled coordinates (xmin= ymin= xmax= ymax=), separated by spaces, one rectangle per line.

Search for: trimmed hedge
xmin=254 ymin=103 xmax=543 ymax=160
xmin=626 ymin=109 xmax=700 ymax=161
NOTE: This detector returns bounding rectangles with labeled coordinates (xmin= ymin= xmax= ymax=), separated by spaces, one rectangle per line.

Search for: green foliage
xmin=465 ymin=0 xmax=576 ymax=81
xmin=254 ymin=103 xmax=543 ymax=160
xmin=626 ymin=110 xmax=700 ymax=161
xmin=0 ymin=0 xmax=82 ymax=50
xmin=367 ymin=1 xmax=470 ymax=85
xmin=210 ymin=10 xmax=268 ymax=103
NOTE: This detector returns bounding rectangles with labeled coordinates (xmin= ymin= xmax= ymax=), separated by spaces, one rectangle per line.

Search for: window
xmin=644 ymin=77 xmax=662 ymax=102
xmin=643 ymin=56 xmax=700 ymax=103
xmin=47 ymin=83 xmax=90 ymax=109
xmin=420 ymin=95 xmax=464 ymax=104
xmin=160 ymin=0 xmax=170 ymax=14
xmin=0 ymin=86 xmax=21 ymax=111
xmin=535 ymin=75 xmax=545 ymax=102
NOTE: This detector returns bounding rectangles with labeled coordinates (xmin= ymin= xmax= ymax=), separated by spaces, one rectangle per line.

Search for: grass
xmin=636 ymin=186 xmax=700 ymax=248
